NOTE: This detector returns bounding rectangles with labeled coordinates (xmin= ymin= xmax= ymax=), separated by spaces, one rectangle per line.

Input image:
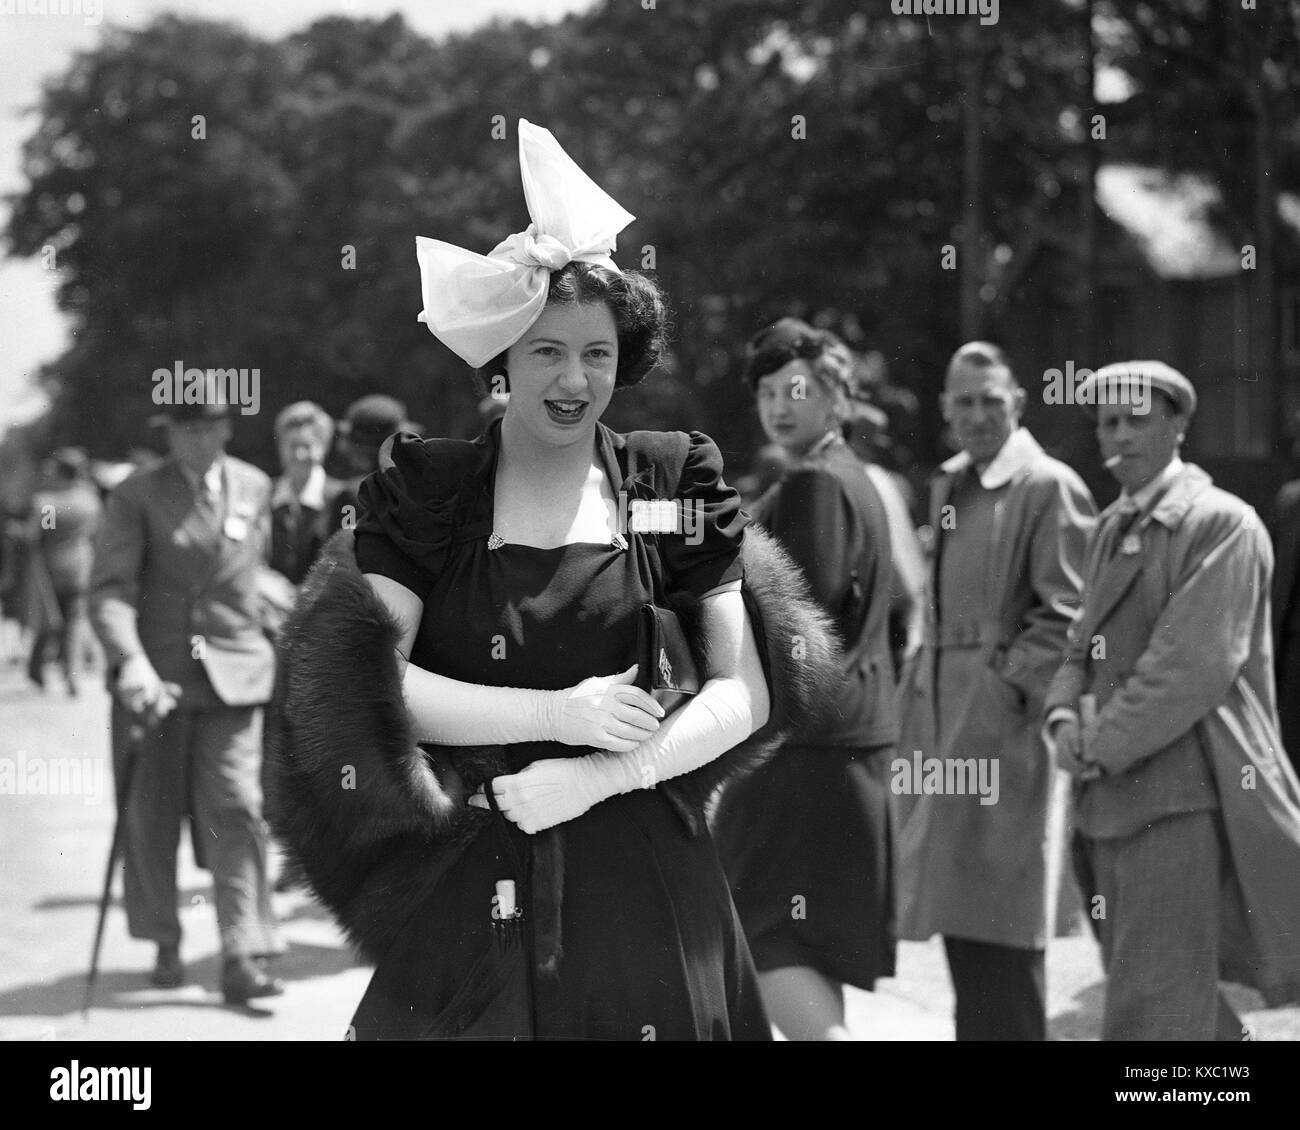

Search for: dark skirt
xmin=711 ymin=743 xmax=896 ymax=990
xmin=350 ymin=786 xmax=771 ymax=1041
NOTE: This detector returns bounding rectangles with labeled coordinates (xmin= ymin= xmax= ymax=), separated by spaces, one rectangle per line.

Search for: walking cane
xmin=82 ymin=683 xmax=180 ymax=1019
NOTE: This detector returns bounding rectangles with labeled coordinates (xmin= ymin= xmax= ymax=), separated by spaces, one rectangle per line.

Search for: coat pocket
xmin=949 ymin=665 xmax=1024 ymax=759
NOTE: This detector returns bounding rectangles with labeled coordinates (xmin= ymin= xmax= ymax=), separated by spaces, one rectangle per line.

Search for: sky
xmin=0 ymin=0 xmax=597 ymax=435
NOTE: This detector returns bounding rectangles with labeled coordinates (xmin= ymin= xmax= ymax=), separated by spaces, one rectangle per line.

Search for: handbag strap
xmin=483 ymin=778 xmax=527 ymax=882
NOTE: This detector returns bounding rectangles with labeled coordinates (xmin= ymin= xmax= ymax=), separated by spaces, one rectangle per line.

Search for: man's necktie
xmin=1105 ymin=502 xmax=1141 ymax=561
xmin=196 ymin=479 xmax=220 ymax=526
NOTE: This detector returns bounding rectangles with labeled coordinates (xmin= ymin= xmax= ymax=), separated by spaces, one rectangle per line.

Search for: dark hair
xmin=479 ymin=261 xmax=670 ymax=390
xmin=947 ymin=340 xmax=1017 ymax=386
xmin=742 ymin=317 xmax=852 ymax=397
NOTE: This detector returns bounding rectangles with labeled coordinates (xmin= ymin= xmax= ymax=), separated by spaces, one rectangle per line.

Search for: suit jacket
xmin=896 ymin=427 xmax=1096 ymax=947
xmin=1046 ymin=464 xmax=1300 ymax=1004
xmin=90 ymin=456 xmax=277 ymax=707
xmin=270 ymin=474 xmax=345 ymax=585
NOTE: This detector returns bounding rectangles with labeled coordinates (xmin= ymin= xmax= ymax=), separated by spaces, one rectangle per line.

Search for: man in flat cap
xmin=1045 ymin=360 xmax=1300 ymax=1039
xmin=90 ymin=399 xmax=284 ymax=1004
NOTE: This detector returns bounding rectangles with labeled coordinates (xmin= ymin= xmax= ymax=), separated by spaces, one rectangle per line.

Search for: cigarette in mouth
xmin=1103 ymin=455 xmax=1123 ymax=469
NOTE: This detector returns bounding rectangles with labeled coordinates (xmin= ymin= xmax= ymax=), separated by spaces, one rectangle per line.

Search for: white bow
xmin=415 ymin=120 xmax=636 ymax=368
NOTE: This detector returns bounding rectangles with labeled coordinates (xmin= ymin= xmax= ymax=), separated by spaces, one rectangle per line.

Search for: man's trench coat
xmin=895 ymin=427 xmax=1096 ymax=949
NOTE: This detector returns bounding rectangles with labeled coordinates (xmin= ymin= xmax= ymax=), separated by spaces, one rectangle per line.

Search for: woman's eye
xmin=535 ymin=346 xmax=559 ymax=357
xmin=586 ymin=349 xmax=612 ymax=360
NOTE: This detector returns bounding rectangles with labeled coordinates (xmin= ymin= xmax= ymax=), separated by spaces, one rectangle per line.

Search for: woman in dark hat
xmin=269 ymin=121 xmax=838 ymax=1040
xmin=712 ymin=318 xmax=899 ymax=1040
xmin=324 ymin=395 xmax=419 ymax=536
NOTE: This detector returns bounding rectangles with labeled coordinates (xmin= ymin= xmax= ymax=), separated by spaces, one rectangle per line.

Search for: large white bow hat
xmin=415 ymin=120 xmax=636 ymax=369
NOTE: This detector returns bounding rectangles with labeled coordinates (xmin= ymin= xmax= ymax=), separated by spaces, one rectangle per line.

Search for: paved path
xmin=1 ymin=662 xmax=1295 ymax=1041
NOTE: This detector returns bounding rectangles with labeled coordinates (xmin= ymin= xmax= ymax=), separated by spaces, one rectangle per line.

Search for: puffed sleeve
xmin=658 ymin=431 xmax=750 ymax=598
xmin=354 ymin=432 xmax=457 ymax=602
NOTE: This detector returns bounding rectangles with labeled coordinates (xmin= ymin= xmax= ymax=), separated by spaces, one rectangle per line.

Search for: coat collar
xmin=1095 ymin=461 xmax=1212 ymax=531
xmin=272 ymin=464 xmax=327 ymax=511
xmin=1140 ymin=462 xmax=1212 ymax=531
xmin=172 ymin=454 xmax=226 ymax=498
xmin=1077 ymin=464 xmax=1215 ymax=644
xmin=939 ymin=426 xmax=1043 ymax=490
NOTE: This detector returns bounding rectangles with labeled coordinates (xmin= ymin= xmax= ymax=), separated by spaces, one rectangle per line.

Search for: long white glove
xmin=402 ymin=661 xmax=664 ymax=752
xmin=469 ymin=675 xmax=758 ymax=833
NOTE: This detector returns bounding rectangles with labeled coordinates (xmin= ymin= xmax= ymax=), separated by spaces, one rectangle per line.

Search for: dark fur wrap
xmin=265 ymin=527 xmax=840 ymax=964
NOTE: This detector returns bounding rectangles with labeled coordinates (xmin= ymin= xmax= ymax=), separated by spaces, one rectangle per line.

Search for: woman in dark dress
xmin=713 ymin=319 xmax=899 ymax=1040
xmin=335 ymin=121 xmax=778 ymax=1040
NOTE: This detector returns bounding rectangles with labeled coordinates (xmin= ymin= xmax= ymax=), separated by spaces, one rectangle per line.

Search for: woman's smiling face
xmin=503 ymin=301 xmax=619 ymax=447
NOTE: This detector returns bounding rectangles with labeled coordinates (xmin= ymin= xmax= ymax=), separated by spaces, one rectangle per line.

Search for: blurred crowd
xmin=4 ymin=327 xmax=1300 ymax=1035
xmin=1 ymin=345 xmax=928 ymax=695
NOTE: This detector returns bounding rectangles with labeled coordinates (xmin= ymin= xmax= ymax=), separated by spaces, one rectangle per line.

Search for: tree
xmin=6 ymin=0 xmax=1226 ymax=474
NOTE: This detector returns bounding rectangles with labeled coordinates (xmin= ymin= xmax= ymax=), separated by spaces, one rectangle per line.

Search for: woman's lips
xmin=545 ymin=399 xmax=588 ymax=424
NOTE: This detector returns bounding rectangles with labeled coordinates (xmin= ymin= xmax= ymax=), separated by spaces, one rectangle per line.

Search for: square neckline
xmin=486 ymin=417 xmax=629 ymax=552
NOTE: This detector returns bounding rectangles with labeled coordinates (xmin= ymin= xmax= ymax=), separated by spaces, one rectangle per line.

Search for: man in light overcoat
xmin=896 ymin=342 xmax=1096 ymax=1040
xmin=1046 ymin=361 xmax=1300 ymax=1040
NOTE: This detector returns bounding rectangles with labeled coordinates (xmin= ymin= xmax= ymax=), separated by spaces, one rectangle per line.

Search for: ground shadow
xmin=0 ymin=939 xmax=360 ymax=1019
xmin=33 ymin=884 xmax=210 ymax=913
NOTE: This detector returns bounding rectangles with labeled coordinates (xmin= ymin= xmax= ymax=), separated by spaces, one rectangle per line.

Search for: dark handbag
xmin=635 ymin=603 xmax=701 ymax=714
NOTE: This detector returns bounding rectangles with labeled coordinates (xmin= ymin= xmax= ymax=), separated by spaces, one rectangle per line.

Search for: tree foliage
xmin=6 ymin=1 xmax=1293 ymax=473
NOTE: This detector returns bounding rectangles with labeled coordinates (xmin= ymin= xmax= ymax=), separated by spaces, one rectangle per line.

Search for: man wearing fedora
xmin=90 ymin=399 xmax=284 ymax=1004
xmin=1046 ymin=361 xmax=1300 ymax=1039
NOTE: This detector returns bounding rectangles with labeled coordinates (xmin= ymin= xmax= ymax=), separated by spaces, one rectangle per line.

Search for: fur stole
xmin=265 ymin=527 xmax=838 ymax=963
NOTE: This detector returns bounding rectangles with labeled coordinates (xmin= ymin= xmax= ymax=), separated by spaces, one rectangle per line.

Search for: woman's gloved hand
xmin=468 ymin=755 xmax=614 ymax=834
xmin=469 ymin=673 xmax=760 ymax=834
xmin=546 ymin=665 xmax=664 ymax=752
xmin=404 ymin=662 xmax=662 ymax=747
